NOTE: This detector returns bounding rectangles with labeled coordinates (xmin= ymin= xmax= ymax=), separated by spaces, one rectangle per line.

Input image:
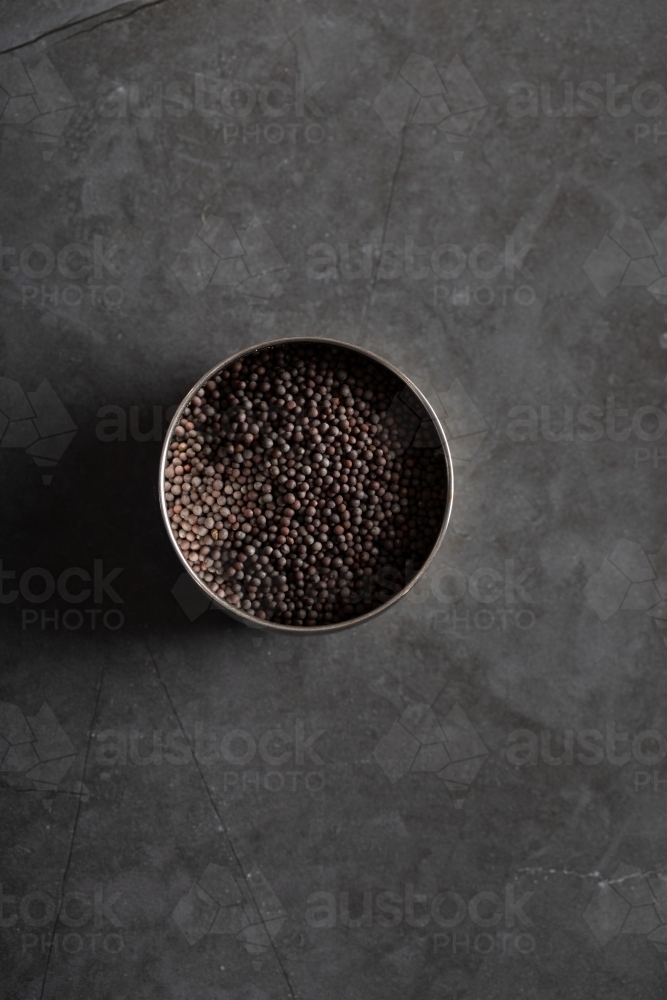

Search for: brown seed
xmin=164 ymin=343 xmax=447 ymax=626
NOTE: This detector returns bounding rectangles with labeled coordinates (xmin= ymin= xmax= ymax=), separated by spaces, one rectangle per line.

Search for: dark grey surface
xmin=1 ymin=1 xmax=667 ymax=997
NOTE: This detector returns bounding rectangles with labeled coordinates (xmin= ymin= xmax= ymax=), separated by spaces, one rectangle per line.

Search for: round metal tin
xmin=159 ymin=338 xmax=454 ymax=633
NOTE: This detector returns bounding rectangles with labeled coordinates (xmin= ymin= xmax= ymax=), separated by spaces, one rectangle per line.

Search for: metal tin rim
xmin=159 ymin=337 xmax=454 ymax=634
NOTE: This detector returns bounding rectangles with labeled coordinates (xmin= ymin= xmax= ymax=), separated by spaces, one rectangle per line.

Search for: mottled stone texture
xmin=1 ymin=1 xmax=667 ymax=997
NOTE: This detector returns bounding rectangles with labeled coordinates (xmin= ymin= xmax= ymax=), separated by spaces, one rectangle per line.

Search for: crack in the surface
xmin=0 ymin=0 xmax=172 ymax=56
xmin=517 ymin=866 xmax=667 ymax=887
xmin=284 ymin=26 xmax=301 ymax=76
xmin=144 ymin=640 xmax=297 ymax=1000
xmin=362 ymin=128 xmax=406 ymax=321
xmin=38 ymin=663 xmax=105 ymax=1000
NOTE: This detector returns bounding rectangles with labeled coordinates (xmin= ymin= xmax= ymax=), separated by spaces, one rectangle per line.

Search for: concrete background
xmin=1 ymin=1 xmax=667 ymax=997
